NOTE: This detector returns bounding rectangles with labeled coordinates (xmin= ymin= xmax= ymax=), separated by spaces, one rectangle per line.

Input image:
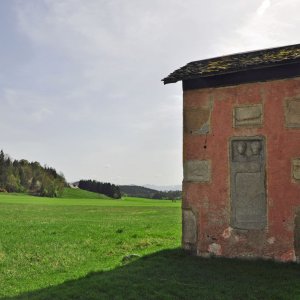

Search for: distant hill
xmin=142 ymin=184 xmax=181 ymax=191
xmin=69 ymin=180 xmax=121 ymax=199
xmin=70 ymin=182 xmax=182 ymax=200
xmin=78 ymin=179 xmax=121 ymax=199
xmin=119 ymin=185 xmax=158 ymax=198
xmin=62 ymin=188 xmax=110 ymax=199
xmin=0 ymin=149 xmax=66 ymax=197
xmin=119 ymin=185 xmax=181 ymax=200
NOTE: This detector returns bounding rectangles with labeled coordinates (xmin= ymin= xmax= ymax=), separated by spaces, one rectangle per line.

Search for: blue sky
xmin=0 ymin=0 xmax=299 ymax=185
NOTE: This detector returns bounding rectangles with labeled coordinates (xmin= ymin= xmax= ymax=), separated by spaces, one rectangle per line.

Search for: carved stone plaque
xmin=182 ymin=209 xmax=197 ymax=251
xmin=230 ymin=137 xmax=266 ymax=229
xmin=183 ymin=160 xmax=211 ymax=182
xmin=285 ymin=98 xmax=300 ymax=128
xmin=234 ymin=104 xmax=263 ymax=127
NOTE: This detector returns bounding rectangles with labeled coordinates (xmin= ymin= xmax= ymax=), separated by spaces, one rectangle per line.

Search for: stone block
xmin=184 ymin=107 xmax=211 ymax=134
xmin=183 ymin=160 xmax=211 ymax=182
xmin=294 ymin=210 xmax=300 ymax=260
xmin=182 ymin=209 xmax=197 ymax=250
xmin=292 ymin=158 xmax=300 ymax=180
xmin=285 ymin=98 xmax=300 ymax=128
xmin=233 ymin=104 xmax=263 ymax=127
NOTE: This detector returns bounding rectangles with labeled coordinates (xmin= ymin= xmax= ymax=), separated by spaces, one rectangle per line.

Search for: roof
xmin=163 ymin=44 xmax=300 ymax=84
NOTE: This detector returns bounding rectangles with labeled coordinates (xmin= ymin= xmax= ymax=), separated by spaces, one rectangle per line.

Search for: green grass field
xmin=0 ymin=190 xmax=181 ymax=299
xmin=61 ymin=188 xmax=110 ymax=199
xmin=1 ymin=190 xmax=300 ymax=299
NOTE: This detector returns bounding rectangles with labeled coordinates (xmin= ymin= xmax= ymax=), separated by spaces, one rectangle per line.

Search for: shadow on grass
xmin=3 ymin=249 xmax=300 ymax=300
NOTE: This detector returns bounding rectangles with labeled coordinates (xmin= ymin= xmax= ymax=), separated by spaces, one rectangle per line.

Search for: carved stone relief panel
xmin=183 ymin=160 xmax=211 ymax=183
xmin=182 ymin=209 xmax=197 ymax=251
xmin=230 ymin=137 xmax=266 ymax=229
xmin=233 ymin=104 xmax=263 ymax=128
xmin=292 ymin=158 xmax=300 ymax=181
xmin=285 ymin=98 xmax=300 ymax=128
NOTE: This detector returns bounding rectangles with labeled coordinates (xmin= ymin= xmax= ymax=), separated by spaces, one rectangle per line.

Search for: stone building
xmin=163 ymin=44 xmax=300 ymax=262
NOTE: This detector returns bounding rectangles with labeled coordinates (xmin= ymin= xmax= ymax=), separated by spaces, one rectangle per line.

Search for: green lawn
xmin=1 ymin=192 xmax=300 ymax=299
xmin=61 ymin=187 xmax=110 ymax=199
xmin=0 ymin=192 xmax=181 ymax=299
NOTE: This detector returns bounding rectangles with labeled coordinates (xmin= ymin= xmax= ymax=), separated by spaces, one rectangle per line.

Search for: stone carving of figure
xmin=237 ymin=141 xmax=247 ymax=155
xmin=251 ymin=141 xmax=261 ymax=155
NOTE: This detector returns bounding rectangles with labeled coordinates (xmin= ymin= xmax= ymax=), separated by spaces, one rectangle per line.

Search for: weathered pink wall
xmin=183 ymin=77 xmax=300 ymax=261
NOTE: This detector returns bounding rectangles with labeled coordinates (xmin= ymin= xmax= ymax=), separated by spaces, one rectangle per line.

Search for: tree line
xmin=0 ymin=150 xmax=66 ymax=197
xmin=119 ymin=185 xmax=182 ymax=200
xmin=149 ymin=190 xmax=181 ymax=200
xmin=78 ymin=179 xmax=121 ymax=199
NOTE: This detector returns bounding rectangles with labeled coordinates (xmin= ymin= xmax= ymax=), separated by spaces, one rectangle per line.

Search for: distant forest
xmin=0 ymin=150 xmax=66 ymax=197
xmin=0 ymin=149 xmax=181 ymax=200
xmin=119 ymin=185 xmax=182 ymax=200
xmin=78 ymin=180 xmax=121 ymax=199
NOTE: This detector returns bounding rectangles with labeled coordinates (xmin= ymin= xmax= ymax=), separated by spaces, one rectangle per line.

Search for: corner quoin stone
xmin=184 ymin=107 xmax=211 ymax=135
xmin=295 ymin=210 xmax=300 ymax=261
xmin=183 ymin=160 xmax=211 ymax=182
xmin=233 ymin=104 xmax=263 ymax=127
xmin=182 ymin=209 xmax=197 ymax=251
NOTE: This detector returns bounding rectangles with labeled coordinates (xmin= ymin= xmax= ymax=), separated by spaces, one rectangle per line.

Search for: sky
xmin=0 ymin=0 xmax=299 ymax=186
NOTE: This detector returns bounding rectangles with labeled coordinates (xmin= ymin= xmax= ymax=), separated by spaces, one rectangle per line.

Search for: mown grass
xmin=61 ymin=187 xmax=109 ymax=199
xmin=0 ymin=192 xmax=181 ymax=299
xmin=1 ymin=191 xmax=300 ymax=299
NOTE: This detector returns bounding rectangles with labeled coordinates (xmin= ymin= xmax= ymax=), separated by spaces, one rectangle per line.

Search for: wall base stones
xmin=295 ymin=210 xmax=300 ymax=261
xmin=182 ymin=209 xmax=197 ymax=252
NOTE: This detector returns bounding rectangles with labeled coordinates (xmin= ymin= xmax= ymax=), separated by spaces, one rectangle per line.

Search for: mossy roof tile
xmin=163 ymin=44 xmax=300 ymax=84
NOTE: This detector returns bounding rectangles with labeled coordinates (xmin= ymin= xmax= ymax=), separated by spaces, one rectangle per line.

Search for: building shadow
xmin=2 ymin=248 xmax=300 ymax=300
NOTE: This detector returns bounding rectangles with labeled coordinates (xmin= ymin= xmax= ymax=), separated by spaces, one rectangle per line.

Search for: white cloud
xmin=256 ymin=0 xmax=271 ymax=16
xmin=218 ymin=0 xmax=300 ymax=54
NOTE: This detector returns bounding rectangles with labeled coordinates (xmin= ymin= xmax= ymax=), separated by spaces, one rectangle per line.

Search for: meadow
xmin=0 ymin=190 xmax=300 ymax=299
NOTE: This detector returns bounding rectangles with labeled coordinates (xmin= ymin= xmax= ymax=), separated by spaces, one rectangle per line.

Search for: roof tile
xmin=163 ymin=44 xmax=300 ymax=84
